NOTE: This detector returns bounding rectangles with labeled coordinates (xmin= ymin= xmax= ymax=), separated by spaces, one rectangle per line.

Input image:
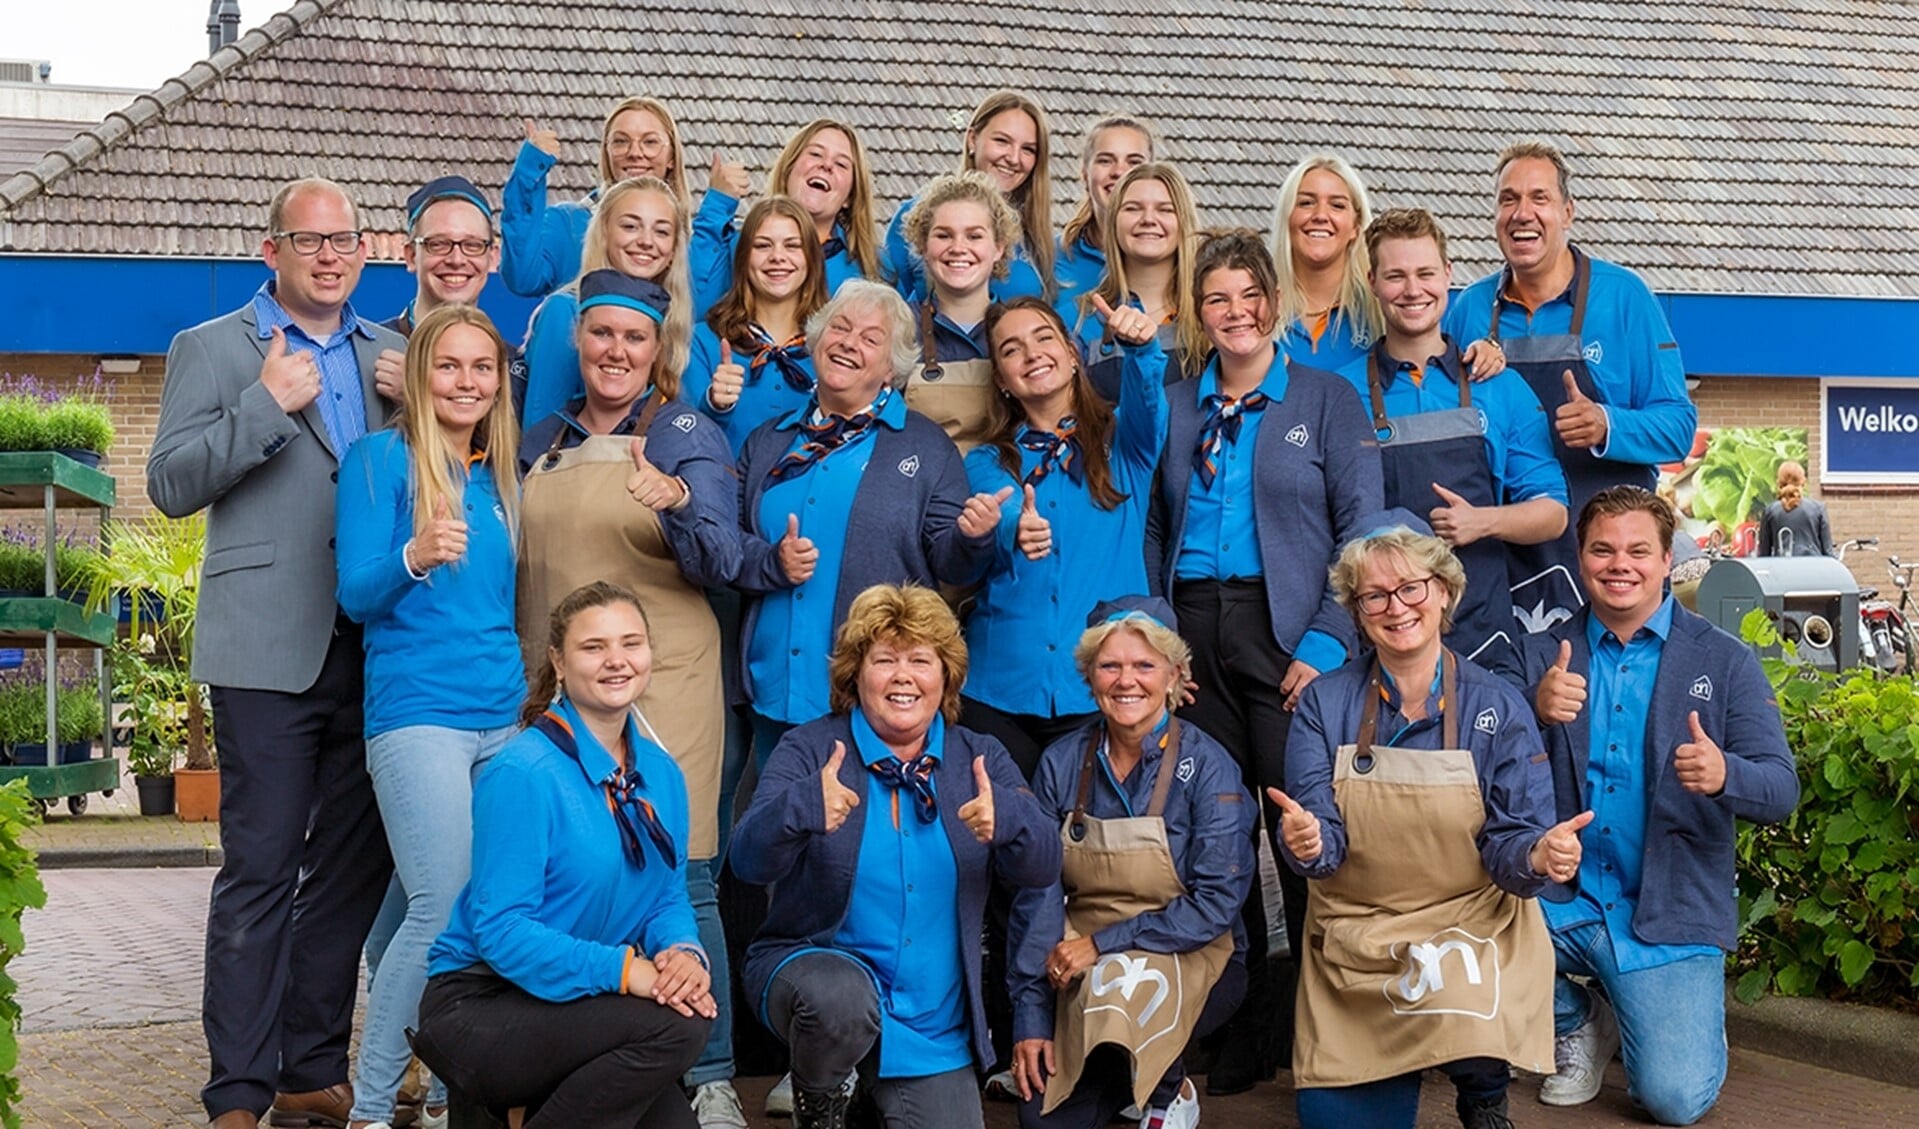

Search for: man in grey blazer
xmin=148 ymin=177 xmax=400 ymax=1129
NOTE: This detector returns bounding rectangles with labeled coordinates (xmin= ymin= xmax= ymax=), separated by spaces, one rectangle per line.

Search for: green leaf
xmin=1734 ymin=967 xmax=1772 ymax=1004
xmin=1838 ymin=941 xmax=1875 ymax=985
xmin=1824 ymin=813 xmax=1866 ymax=846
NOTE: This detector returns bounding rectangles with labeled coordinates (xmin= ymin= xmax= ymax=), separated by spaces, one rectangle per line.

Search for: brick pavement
xmin=22 ymin=760 xmax=223 ymax=868
xmin=13 ymin=870 xmax=1917 ymax=1127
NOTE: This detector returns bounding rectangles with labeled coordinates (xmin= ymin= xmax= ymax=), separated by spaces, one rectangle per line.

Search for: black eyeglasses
xmin=1355 ymin=576 xmax=1438 ymax=616
xmin=274 ymin=230 xmax=364 ymax=255
xmin=414 ymin=235 xmax=494 ymax=258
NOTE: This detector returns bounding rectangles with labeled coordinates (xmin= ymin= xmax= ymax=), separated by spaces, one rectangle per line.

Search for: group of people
xmin=149 ymin=88 xmax=1800 ymax=1129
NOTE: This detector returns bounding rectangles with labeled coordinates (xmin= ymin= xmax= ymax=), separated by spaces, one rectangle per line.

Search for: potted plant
xmin=0 ymin=371 xmax=116 ymax=467
xmin=80 ymin=513 xmax=214 ymax=820
xmin=0 ymin=680 xmax=101 ymax=766
xmin=39 ymin=398 xmax=115 ymax=468
xmin=111 ymin=636 xmax=186 ymax=815
xmin=0 ymin=530 xmax=107 ymax=598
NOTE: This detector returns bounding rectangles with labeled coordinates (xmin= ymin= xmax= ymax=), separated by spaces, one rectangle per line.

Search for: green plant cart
xmin=0 ymin=453 xmax=117 ymax=817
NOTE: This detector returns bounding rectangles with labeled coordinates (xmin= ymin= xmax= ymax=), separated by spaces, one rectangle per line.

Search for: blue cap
xmin=1088 ymin=595 xmax=1179 ymax=634
xmin=1349 ymin=507 xmax=1435 ymax=544
xmin=406 ymin=175 xmax=493 ymax=227
xmin=578 ymin=270 xmax=669 ymax=323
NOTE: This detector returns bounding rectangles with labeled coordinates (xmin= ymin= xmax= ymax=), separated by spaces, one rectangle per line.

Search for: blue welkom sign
xmin=1822 ymin=379 xmax=1919 ymax=484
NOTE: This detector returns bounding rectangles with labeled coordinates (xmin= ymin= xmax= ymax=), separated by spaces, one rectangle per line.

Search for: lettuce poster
xmin=1659 ymin=427 xmax=1809 ymax=556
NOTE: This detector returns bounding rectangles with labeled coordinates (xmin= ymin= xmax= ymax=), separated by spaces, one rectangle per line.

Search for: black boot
xmin=794 ymin=1087 xmax=852 ymax=1129
xmin=1456 ymin=1091 xmax=1515 ymax=1129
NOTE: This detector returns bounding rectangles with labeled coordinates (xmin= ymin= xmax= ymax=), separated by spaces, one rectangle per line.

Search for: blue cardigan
xmin=734 ymin=404 xmax=994 ymax=646
xmin=1520 ymin=604 xmax=1799 ymax=949
xmin=1146 ymin=353 xmax=1384 ymax=659
xmin=729 ymin=713 xmax=1061 ymax=1069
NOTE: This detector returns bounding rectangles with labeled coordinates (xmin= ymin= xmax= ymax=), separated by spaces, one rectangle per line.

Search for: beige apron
xmin=1293 ymin=653 xmax=1554 ymax=1087
xmin=518 ymin=419 xmax=725 ymax=860
xmin=905 ymin=302 xmax=996 ymax=454
xmin=1044 ymin=720 xmax=1234 ymax=1113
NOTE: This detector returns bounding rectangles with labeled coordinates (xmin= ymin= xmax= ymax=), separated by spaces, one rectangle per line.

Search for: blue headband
xmin=578 ymin=269 xmax=670 ymax=324
xmin=406 ymin=176 xmax=493 ymax=228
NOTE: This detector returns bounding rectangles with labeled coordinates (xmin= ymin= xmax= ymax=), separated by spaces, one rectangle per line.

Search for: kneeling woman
xmin=1278 ymin=519 xmax=1589 ymax=1129
xmin=1008 ymin=598 xmax=1252 ymax=1129
xmin=415 ymin=582 xmax=716 ymax=1128
xmin=730 ymin=584 xmax=1061 ymax=1129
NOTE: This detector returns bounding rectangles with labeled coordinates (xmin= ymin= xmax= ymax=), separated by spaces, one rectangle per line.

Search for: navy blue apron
xmin=1488 ymin=249 xmax=1655 ymax=634
xmin=1366 ymin=346 xmax=1521 ymax=684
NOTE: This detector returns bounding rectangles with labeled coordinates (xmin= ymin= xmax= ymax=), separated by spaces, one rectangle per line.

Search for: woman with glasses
xmin=1276 ymin=518 xmax=1583 ymax=1129
xmin=414 ymin=581 xmax=716 ymax=1129
xmin=502 ymin=96 xmax=695 ymax=300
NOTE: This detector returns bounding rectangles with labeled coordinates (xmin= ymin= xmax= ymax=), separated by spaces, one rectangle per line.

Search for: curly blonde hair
xmin=827 ymin=585 xmax=968 ymax=722
xmin=903 ymin=171 xmax=1023 ymax=282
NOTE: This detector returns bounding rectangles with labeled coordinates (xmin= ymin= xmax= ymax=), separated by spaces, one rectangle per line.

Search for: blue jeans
xmin=1552 ymin=919 xmax=1727 ymax=1126
xmin=350 ymin=724 xmax=513 ymax=1122
xmin=684 ymin=856 xmax=735 ymax=1087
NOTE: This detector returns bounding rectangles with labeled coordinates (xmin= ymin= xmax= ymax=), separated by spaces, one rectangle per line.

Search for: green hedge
xmin=1733 ymin=611 xmax=1919 ymax=1004
xmin=0 ymin=778 xmax=47 ymax=1128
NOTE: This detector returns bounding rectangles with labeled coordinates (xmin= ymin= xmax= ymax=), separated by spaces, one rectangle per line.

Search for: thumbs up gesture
xmin=957 ymin=756 xmax=997 ymax=843
xmin=373 ymin=347 xmax=406 ymax=404
xmin=778 ymin=513 xmax=818 ymax=584
xmin=959 ymin=485 xmax=1015 ymax=539
xmin=1530 ymin=810 xmax=1593 ymax=883
xmin=523 ymin=118 xmax=561 ymax=158
xmin=1091 ymin=293 xmax=1154 ymax=347
xmin=626 ymin=437 xmax=688 ymax=512
xmin=1535 ymin=639 xmax=1588 ymax=725
xmin=708 ymin=151 xmax=752 ymax=199
xmin=820 ymin=741 xmax=861 ymax=833
xmin=260 ymin=326 xmax=322 ymax=413
xmin=1428 ymin=482 xmax=1494 ymax=547
xmin=707 ymin=339 xmax=746 ymax=411
xmin=1266 ymin=787 xmax=1322 ymax=862
xmin=1015 ymin=483 xmax=1053 ymax=560
xmin=407 ymin=498 xmax=469 ymax=573
xmin=1674 ymin=711 xmax=1726 ymax=795
xmin=1554 ymin=369 xmax=1609 ymax=450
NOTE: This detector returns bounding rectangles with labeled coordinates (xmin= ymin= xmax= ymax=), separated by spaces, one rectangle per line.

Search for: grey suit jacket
xmin=148 ymin=302 xmax=400 ymax=693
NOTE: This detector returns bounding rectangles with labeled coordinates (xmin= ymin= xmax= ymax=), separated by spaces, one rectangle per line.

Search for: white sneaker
xmin=692 ymin=1080 xmax=749 ymax=1128
xmin=982 ymin=1068 xmax=1019 ymax=1101
xmin=1141 ymin=1077 xmax=1199 ymax=1129
xmin=765 ymin=1072 xmax=795 ymax=1118
xmin=1539 ymin=992 xmax=1620 ymax=1106
xmin=766 ymin=1070 xmax=856 ymax=1118
xmin=419 ymin=1109 xmax=448 ymax=1129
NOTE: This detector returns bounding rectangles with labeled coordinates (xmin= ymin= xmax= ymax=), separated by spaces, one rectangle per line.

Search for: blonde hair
xmin=962 ymin=91 xmax=1055 ymax=298
xmin=903 ymin=171 xmax=1023 ymax=283
xmin=1074 ymin=617 xmax=1193 ymax=708
xmin=827 ymin=585 xmax=968 ymax=722
xmin=596 ymin=96 xmax=688 ymax=200
xmin=770 ymin=119 xmax=882 ymax=279
xmin=397 ymin=305 xmax=521 ymax=548
xmin=805 ymin=279 xmax=920 ymax=390
xmin=1329 ymin=528 xmax=1466 ymax=633
xmin=1060 ymin=114 xmax=1159 ymax=252
xmin=1090 ymin=162 xmax=1207 ymax=378
xmin=578 ymin=177 xmax=691 ymax=389
xmin=1271 ymin=154 xmax=1380 ymax=346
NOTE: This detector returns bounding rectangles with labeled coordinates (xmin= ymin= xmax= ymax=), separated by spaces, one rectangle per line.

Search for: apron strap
xmin=919 ymin=301 xmax=942 ymax=382
xmin=1456 ymin=350 xmax=1474 ymax=410
xmin=1143 ymin=717 xmax=1181 ymax=819
xmin=1566 ymin=247 xmax=1593 ymax=338
xmin=1071 ymin=727 xmax=1100 ymax=835
xmin=537 ymin=422 xmax=571 ymax=469
xmin=537 ymin=390 xmax=667 ymax=470
xmin=1365 ymin=350 xmax=1391 ymax=431
xmin=1358 ymin=651 xmax=1460 ymax=756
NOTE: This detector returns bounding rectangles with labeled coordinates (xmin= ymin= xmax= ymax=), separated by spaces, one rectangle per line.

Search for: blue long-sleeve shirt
xmin=518 ymin=289 xmax=588 ymax=430
xmin=1445 ymin=249 xmax=1696 ymax=468
xmin=428 ymin=698 xmax=701 ymax=1000
xmin=1052 ymin=234 xmax=1105 ymax=324
xmin=1008 ymin=717 xmax=1253 ymax=1042
xmin=334 ymin=430 xmax=523 ymax=737
xmin=499 ymin=140 xmax=595 ymax=299
xmin=683 ymin=322 xmax=817 ymax=456
xmin=962 ymin=340 xmax=1168 ymax=716
xmin=1281 ymin=308 xmax=1374 ymax=375
xmin=1282 ymin=655 xmax=1555 ymax=897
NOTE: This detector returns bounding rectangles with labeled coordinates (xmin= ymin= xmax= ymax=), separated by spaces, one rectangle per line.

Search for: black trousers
xmin=416 ymin=970 xmax=710 ymax=1129
xmin=202 ymin=623 xmax=393 ymax=1119
xmin=1017 ymin=959 xmax=1247 ymax=1128
xmin=1173 ymin=580 xmax=1309 ymax=1059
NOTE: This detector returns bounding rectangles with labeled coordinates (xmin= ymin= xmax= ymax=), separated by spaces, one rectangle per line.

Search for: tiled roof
xmin=2 ymin=0 xmax=1916 ymax=296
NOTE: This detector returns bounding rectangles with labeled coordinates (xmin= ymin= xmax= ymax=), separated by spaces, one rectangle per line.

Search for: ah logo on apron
xmin=1384 ymin=926 xmax=1502 ymax=1019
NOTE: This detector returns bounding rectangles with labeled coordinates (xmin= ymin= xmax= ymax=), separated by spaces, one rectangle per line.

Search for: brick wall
xmin=1693 ymin=376 xmax=1919 ymax=593
xmin=0 ymin=352 xmax=163 ymax=530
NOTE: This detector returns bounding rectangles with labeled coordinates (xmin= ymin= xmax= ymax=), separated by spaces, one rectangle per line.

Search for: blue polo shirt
xmin=683 ymin=322 xmax=817 ymax=456
xmin=1280 ymin=307 xmax=1373 ymax=375
xmin=1445 ymin=250 xmax=1696 ymax=468
xmin=1052 ymin=233 xmax=1105 ymax=323
xmin=1544 ymin=597 xmax=1718 ymax=971
xmin=747 ymin=392 xmax=903 ymax=723
xmin=832 ymin=709 xmax=970 ymax=1078
xmin=1335 ymin=343 xmax=1568 ymax=507
xmin=250 ymin=282 xmax=370 ymax=454
xmin=428 ymin=697 xmax=700 ymax=1000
